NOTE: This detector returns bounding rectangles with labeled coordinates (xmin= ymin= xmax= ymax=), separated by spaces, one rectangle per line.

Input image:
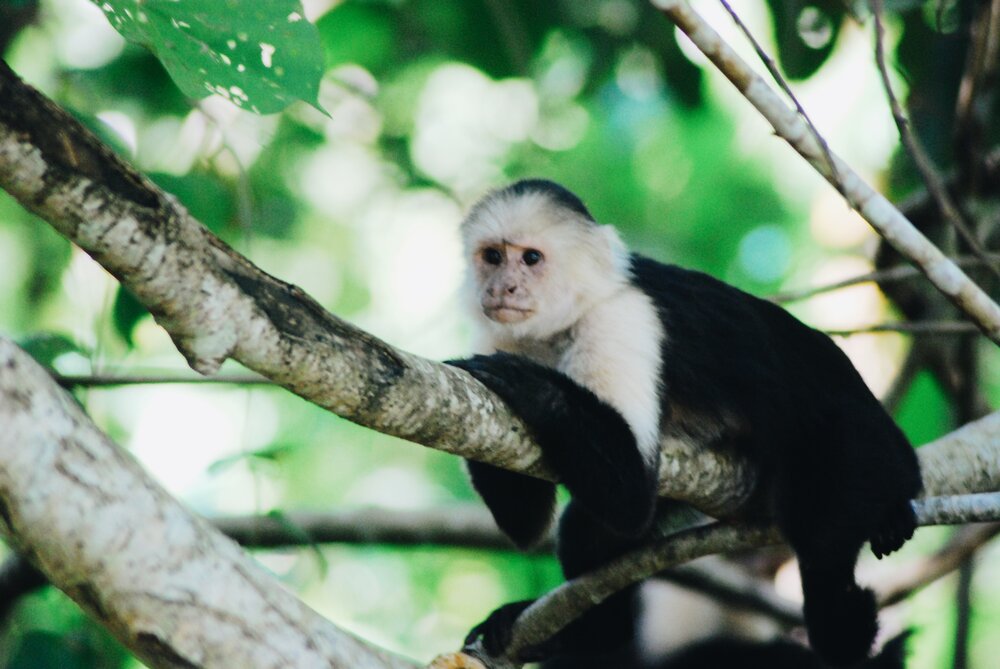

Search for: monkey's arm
xmin=447 ymin=353 xmax=658 ymax=539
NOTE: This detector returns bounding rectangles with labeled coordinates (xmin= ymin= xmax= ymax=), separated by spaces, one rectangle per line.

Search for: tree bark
xmin=0 ymin=338 xmax=418 ymax=669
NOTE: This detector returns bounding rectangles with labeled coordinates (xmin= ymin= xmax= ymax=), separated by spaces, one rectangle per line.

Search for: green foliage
xmin=91 ymin=0 xmax=325 ymax=113
xmin=0 ymin=0 xmax=983 ymax=665
xmin=894 ymin=369 xmax=953 ymax=444
xmin=766 ymin=0 xmax=844 ymax=79
xmin=2 ymin=591 xmax=130 ymax=669
xmin=17 ymin=333 xmax=86 ymax=371
xmin=150 ymin=170 xmax=237 ymax=235
xmin=111 ymin=286 xmax=148 ymax=348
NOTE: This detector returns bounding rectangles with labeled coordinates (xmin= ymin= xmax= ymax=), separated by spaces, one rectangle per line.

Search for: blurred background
xmin=1 ymin=0 xmax=998 ymax=666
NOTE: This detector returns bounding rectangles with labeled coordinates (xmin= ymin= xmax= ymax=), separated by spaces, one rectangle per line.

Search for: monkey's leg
xmin=771 ymin=437 xmax=877 ymax=666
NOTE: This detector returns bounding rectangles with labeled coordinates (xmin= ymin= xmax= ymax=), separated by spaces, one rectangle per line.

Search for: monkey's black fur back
xmin=452 ymin=228 xmax=921 ymax=664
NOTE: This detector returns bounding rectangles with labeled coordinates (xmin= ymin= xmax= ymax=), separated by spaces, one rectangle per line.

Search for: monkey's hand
xmin=463 ymin=599 xmax=555 ymax=663
xmin=869 ymin=499 xmax=917 ymax=559
xmin=447 ymin=353 xmax=657 ymax=537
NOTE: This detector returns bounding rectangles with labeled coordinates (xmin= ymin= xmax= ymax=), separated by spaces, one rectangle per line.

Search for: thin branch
xmin=955 ymin=0 xmax=1000 ymax=189
xmin=770 ymin=254 xmax=1000 ymax=304
xmin=650 ymin=0 xmax=1000 ymax=345
xmin=870 ymin=0 xmax=1000 ymax=281
xmin=55 ymin=372 xmax=275 ymax=387
xmin=4 ymin=511 xmax=807 ymax=628
xmin=215 ymin=507 xmax=542 ymax=552
xmin=718 ymin=0 xmax=842 ymax=194
xmin=879 ymin=523 xmax=1000 ymax=607
xmin=666 ymin=559 xmax=803 ymax=626
xmin=466 ymin=493 xmax=1000 ymax=667
xmin=825 ymin=321 xmax=979 ymax=337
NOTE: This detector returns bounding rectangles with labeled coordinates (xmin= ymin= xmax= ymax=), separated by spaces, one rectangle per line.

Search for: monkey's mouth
xmin=484 ymin=306 xmax=533 ymax=324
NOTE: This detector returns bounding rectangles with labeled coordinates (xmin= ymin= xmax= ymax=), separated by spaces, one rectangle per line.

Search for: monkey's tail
xmin=864 ymin=631 xmax=911 ymax=669
xmin=800 ymin=560 xmax=878 ymax=666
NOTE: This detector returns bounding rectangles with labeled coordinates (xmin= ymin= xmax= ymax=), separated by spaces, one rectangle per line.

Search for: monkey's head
xmin=461 ymin=179 xmax=630 ymax=340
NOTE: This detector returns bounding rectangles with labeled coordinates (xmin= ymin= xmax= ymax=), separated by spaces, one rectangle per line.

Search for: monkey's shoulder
xmin=627 ymin=255 xmax=880 ymax=415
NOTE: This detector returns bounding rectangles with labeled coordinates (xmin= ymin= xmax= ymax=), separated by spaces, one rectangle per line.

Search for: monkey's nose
xmin=505 ymin=284 xmax=518 ymax=295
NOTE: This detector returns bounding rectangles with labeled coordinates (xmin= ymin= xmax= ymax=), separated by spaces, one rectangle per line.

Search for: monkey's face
xmin=461 ymin=193 xmax=630 ymax=340
xmin=473 ymin=241 xmax=547 ymax=325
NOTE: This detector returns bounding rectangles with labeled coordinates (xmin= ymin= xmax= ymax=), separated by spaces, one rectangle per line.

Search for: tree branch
xmin=436 ymin=415 xmax=1000 ymax=669
xmin=0 ymin=338 xmax=418 ymax=669
xmin=878 ymin=523 xmax=1000 ymax=608
xmin=0 ymin=58 xmax=754 ymax=516
xmin=450 ymin=491 xmax=1000 ymax=668
xmin=5 ymin=325 xmax=1000 ymax=667
xmin=651 ymin=0 xmax=1000 ymax=345
xmin=769 ymin=254 xmax=1000 ymax=305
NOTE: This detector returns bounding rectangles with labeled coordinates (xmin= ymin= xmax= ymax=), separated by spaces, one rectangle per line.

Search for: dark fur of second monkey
xmin=450 ymin=179 xmax=922 ymax=667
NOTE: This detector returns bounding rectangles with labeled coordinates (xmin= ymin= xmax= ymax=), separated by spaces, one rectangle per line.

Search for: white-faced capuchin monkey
xmin=446 ymin=179 xmax=921 ymax=667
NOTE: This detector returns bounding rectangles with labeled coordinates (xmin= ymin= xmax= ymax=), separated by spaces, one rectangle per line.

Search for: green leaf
xmin=91 ymin=0 xmax=325 ymax=113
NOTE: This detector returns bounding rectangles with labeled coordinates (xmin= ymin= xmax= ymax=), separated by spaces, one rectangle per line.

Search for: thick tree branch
xmin=4 ymin=329 xmax=1000 ymax=667
xmin=0 ymin=59 xmax=753 ymax=515
xmin=651 ymin=0 xmax=1000 ymax=345
xmin=0 ymin=338 xmax=418 ymax=669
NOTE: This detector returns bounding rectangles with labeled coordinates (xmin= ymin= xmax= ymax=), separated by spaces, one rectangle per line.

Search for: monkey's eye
xmin=482 ymin=248 xmax=503 ymax=265
xmin=522 ymin=249 xmax=543 ymax=266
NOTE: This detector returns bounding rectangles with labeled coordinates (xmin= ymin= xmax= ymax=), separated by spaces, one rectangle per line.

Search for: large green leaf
xmin=91 ymin=0 xmax=324 ymax=113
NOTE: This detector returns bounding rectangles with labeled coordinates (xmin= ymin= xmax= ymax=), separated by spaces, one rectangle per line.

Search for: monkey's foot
xmin=804 ymin=584 xmax=877 ymax=667
xmin=464 ymin=600 xmax=533 ymax=659
xmin=869 ymin=499 xmax=917 ymax=559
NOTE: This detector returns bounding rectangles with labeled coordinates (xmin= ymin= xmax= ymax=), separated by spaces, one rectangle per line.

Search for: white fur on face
xmin=462 ymin=190 xmax=631 ymax=341
xmin=461 ymin=186 xmax=665 ymax=461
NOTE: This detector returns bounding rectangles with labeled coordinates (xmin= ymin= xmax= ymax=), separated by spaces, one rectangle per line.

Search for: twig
xmin=955 ymin=0 xmax=1000 ymax=190
xmin=825 ymin=321 xmax=979 ymax=337
xmin=667 ymin=559 xmax=803 ymax=626
xmin=486 ymin=493 xmax=1000 ymax=666
xmin=54 ymin=372 xmax=275 ymax=388
xmin=717 ymin=0 xmax=842 ymax=194
xmin=650 ymin=0 xmax=1000 ymax=344
xmin=215 ymin=507 xmax=546 ymax=552
xmin=770 ymin=254 xmax=1000 ymax=304
xmin=870 ymin=0 xmax=1000 ymax=281
xmin=879 ymin=523 xmax=1000 ymax=607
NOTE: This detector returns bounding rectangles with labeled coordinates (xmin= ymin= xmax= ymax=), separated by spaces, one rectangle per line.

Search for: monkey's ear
xmin=597 ymin=225 xmax=630 ymax=274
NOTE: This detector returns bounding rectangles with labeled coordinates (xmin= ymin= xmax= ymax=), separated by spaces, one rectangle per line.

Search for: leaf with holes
xmin=91 ymin=0 xmax=324 ymax=113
